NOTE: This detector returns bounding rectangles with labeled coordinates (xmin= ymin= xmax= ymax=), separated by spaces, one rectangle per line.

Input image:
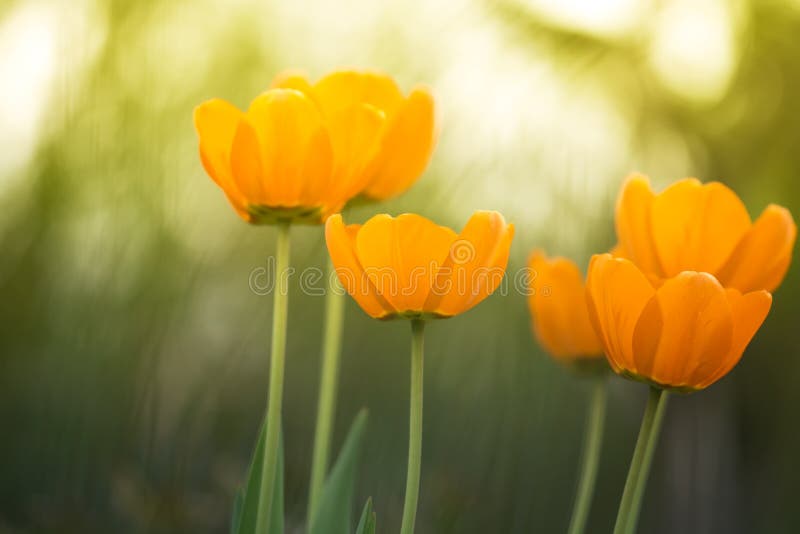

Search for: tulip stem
xmin=256 ymin=221 xmax=291 ymax=534
xmin=307 ymin=259 xmax=346 ymax=528
xmin=400 ymin=319 xmax=425 ymax=534
xmin=567 ymin=376 xmax=608 ymax=534
xmin=613 ymin=386 xmax=669 ymax=534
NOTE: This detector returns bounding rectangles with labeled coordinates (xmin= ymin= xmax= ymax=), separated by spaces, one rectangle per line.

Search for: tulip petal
xmin=301 ymin=128 xmax=336 ymax=212
xmin=427 ymin=211 xmax=513 ymax=317
xmin=194 ymin=99 xmax=241 ymax=185
xmin=527 ymin=251 xmax=602 ymax=359
xmin=631 ymin=272 xmax=733 ymax=389
xmin=313 ymin=70 xmax=404 ymax=118
xmin=326 ymin=103 xmax=386 ymax=202
xmin=694 ymin=289 xmax=771 ymax=389
xmin=651 ymin=179 xmax=751 ymax=276
xmin=615 ymin=174 xmax=663 ymax=277
xmin=586 ymin=254 xmax=655 ymax=374
xmin=325 ymin=215 xmax=394 ymax=319
xmin=716 ymin=205 xmax=797 ymax=293
xmin=230 ymin=117 xmax=265 ymax=207
xmin=355 ymin=214 xmax=456 ymax=313
xmin=270 ymin=69 xmax=315 ymax=95
xmin=194 ymin=99 xmax=250 ymax=218
xmin=363 ymin=87 xmax=436 ymax=199
xmin=246 ymin=89 xmax=330 ymax=207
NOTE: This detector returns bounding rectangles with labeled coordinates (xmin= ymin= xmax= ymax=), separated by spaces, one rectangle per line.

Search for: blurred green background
xmin=1 ymin=0 xmax=799 ymax=532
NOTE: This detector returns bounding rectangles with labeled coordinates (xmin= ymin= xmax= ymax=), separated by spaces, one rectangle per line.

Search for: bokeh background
xmin=2 ymin=0 xmax=800 ymax=532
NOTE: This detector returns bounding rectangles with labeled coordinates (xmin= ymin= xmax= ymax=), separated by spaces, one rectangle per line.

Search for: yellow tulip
xmin=586 ymin=253 xmax=772 ymax=391
xmin=601 ymin=175 xmax=793 ymax=531
xmin=325 ymin=211 xmax=514 ymax=320
xmin=272 ymin=69 xmax=436 ymax=200
xmin=527 ymin=250 xmax=603 ymax=363
xmin=615 ymin=174 xmax=796 ymax=292
xmin=194 ymin=70 xmax=435 ymax=224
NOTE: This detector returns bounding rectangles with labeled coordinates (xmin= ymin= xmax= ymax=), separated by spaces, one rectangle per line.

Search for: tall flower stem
xmin=400 ymin=319 xmax=425 ymax=534
xmin=567 ymin=376 xmax=608 ymax=534
xmin=613 ymin=386 xmax=669 ymax=534
xmin=255 ymin=221 xmax=291 ymax=534
xmin=307 ymin=259 xmax=346 ymax=526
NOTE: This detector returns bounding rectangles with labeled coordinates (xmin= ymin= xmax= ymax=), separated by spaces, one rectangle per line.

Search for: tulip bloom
xmin=604 ymin=175 xmax=794 ymax=391
xmin=194 ymin=70 xmax=435 ymax=225
xmin=587 ymin=253 xmax=772 ymax=392
xmin=589 ymin=254 xmax=772 ymax=534
xmin=326 ymin=211 xmax=514 ymax=320
xmin=326 ymin=210 xmax=512 ymax=534
xmin=272 ymin=69 xmax=436 ymax=200
xmin=597 ymin=175 xmax=793 ymax=534
xmin=615 ymin=174 xmax=796 ymax=292
xmin=527 ymin=251 xmax=603 ymax=364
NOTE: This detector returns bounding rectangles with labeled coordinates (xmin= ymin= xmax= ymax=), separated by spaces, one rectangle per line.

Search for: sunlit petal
xmin=615 ymin=173 xmax=663 ymax=276
xmin=325 ymin=214 xmax=394 ymax=319
xmin=270 ymin=69 xmax=315 ymax=95
xmin=355 ymin=213 xmax=456 ymax=313
xmin=229 ymin=117 xmax=265 ymax=206
xmin=194 ymin=99 xmax=249 ymax=218
xmin=428 ymin=211 xmax=512 ymax=317
xmin=716 ymin=204 xmax=797 ymax=293
xmin=586 ymin=254 xmax=655 ymax=374
xmin=650 ymin=179 xmax=751 ymax=276
xmin=527 ymin=251 xmax=603 ymax=359
xmin=693 ymin=288 xmax=771 ymax=389
xmin=631 ymin=271 xmax=732 ymax=389
xmin=364 ymin=87 xmax=436 ymax=199
xmin=313 ymin=70 xmax=403 ymax=118
xmin=326 ymin=103 xmax=386 ymax=202
xmin=246 ymin=89 xmax=327 ymax=206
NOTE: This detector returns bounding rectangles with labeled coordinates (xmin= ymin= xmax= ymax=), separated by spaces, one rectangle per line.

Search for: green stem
xmin=613 ymin=386 xmax=669 ymax=534
xmin=567 ymin=377 xmax=608 ymax=534
xmin=255 ymin=221 xmax=291 ymax=534
xmin=400 ymin=319 xmax=425 ymax=534
xmin=307 ymin=259 xmax=346 ymax=527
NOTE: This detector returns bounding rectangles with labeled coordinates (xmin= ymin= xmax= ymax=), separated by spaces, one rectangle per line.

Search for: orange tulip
xmin=527 ymin=251 xmax=603 ymax=363
xmin=586 ymin=253 xmax=772 ymax=391
xmin=615 ymin=174 xmax=796 ymax=292
xmin=272 ymin=69 xmax=436 ymax=200
xmin=194 ymin=70 xmax=435 ymax=224
xmin=325 ymin=211 xmax=514 ymax=320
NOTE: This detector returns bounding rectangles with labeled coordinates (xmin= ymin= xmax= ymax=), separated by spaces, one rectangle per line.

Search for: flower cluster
xmin=197 ymin=68 xmax=796 ymax=534
xmin=530 ymin=175 xmax=795 ymax=391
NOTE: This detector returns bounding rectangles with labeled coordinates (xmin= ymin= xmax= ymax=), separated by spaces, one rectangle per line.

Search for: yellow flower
xmin=325 ymin=211 xmax=514 ymax=320
xmin=615 ymin=174 xmax=796 ymax=292
xmin=272 ymin=69 xmax=436 ymax=200
xmin=193 ymin=70 xmax=435 ymax=224
xmin=586 ymin=253 xmax=772 ymax=391
xmin=527 ymin=250 xmax=603 ymax=362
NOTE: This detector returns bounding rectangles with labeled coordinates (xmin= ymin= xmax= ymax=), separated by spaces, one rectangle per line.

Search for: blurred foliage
xmin=0 ymin=0 xmax=799 ymax=532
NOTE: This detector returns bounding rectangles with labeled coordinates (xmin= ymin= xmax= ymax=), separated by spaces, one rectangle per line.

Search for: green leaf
xmin=230 ymin=489 xmax=244 ymax=534
xmin=269 ymin=440 xmax=284 ymax=534
xmin=309 ymin=409 xmax=369 ymax=534
xmin=233 ymin=422 xmax=284 ymax=534
xmin=355 ymin=497 xmax=376 ymax=534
